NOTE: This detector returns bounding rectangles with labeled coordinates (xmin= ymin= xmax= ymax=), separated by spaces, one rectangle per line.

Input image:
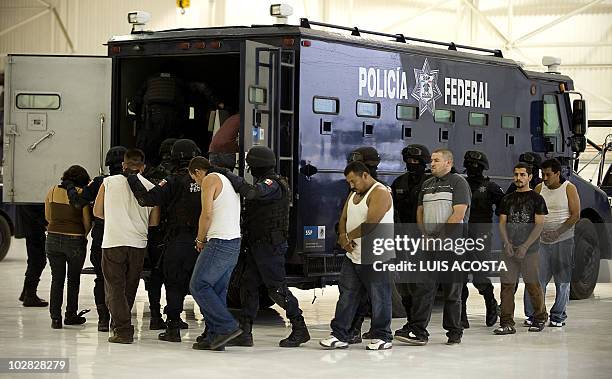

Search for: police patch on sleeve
xmin=159 ymin=179 xmax=167 ymax=187
xmin=264 ymin=179 xmax=274 ymax=186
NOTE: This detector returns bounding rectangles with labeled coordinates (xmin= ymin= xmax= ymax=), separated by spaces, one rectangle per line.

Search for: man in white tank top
xmin=320 ymin=161 xmax=395 ymax=351
xmin=187 ymin=157 xmax=243 ymax=351
xmin=524 ymin=158 xmax=580 ymax=327
xmin=93 ymin=149 xmax=160 ymax=344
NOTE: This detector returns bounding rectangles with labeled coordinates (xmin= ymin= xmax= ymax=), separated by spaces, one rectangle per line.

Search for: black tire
xmin=570 ymin=219 xmax=601 ymax=300
xmin=226 ymin=252 xmax=274 ymax=309
xmin=0 ymin=214 xmax=12 ymax=262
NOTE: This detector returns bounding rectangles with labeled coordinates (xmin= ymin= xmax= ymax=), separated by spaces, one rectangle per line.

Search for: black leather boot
xmin=279 ymin=316 xmax=310 ymax=348
xmin=97 ymin=305 xmax=110 ymax=332
xmin=158 ymin=320 xmax=181 ymax=342
xmin=226 ymin=318 xmax=254 ymax=347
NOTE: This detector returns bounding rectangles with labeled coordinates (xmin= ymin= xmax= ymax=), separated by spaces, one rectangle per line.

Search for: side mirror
xmin=572 ymin=99 xmax=588 ymax=135
xmin=570 ymin=135 xmax=586 ymax=153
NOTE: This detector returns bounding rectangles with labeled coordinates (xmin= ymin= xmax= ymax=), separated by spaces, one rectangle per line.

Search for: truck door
xmin=3 ymin=55 xmax=111 ymax=203
xmin=241 ymin=41 xmax=280 ymax=173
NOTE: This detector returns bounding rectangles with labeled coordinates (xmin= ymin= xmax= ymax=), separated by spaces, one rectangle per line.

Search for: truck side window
xmin=356 ymin=100 xmax=380 ymax=118
xmin=396 ymin=104 xmax=418 ymax=121
xmin=502 ymin=115 xmax=520 ymax=129
xmin=313 ymin=97 xmax=339 ymax=114
xmin=469 ymin=112 xmax=488 ymax=127
xmin=16 ymin=93 xmax=61 ymax=110
xmin=543 ymin=94 xmax=561 ymax=135
xmin=434 ymin=109 xmax=455 ymax=124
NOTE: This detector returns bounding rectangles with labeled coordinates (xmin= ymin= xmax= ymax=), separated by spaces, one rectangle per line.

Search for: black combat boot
xmin=22 ymin=286 xmax=48 ymax=307
xmin=64 ymin=309 xmax=89 ymax=325
xmin=149 ymin=306 xmax=167 ymax=330
xmin=485 ymin=297 xmax=499 ymax=327
xmin=158 ymin=320 xmax=181 ymax=342
xmin=461 ymin=301 xmax=470 ymax=329
xmin=226 ymin=318 xmax=254 ymax=347
xmin=97 ymin=305 xmax=110 ymax=332
xmin=279 ymin=316 xmax=310 ymax=348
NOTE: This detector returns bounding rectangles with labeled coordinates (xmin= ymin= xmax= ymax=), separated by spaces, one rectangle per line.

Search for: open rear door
xmin=241 ymin=41 xmax=280 ymax=174
xmin=3 ymin=55 xmax=111 ymax=203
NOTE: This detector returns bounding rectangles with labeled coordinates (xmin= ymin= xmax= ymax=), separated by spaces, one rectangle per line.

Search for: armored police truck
xmin=3 ymin=17 xmax=611 ymax=299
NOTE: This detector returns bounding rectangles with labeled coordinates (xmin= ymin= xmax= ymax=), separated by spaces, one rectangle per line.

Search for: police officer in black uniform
xmin=144 ymin=138 xmax=177 ymax=182
xmin=213 ymin=146 xmax=310 ymax=348
xmin=126 ymin=139 xmax=202 ymax=343
xmin=462 ymin=150 xmax=504 ymax=328
xmin=506 ymin=152 xmax=543 ymax=193
xmin=391 ymin=144 xmax=431 ymax=339
xmin=17 ymin=205 xmax=49 ymax=307
xmin=141 ymin=138 xmax=178 ymax=330
xmin=62 ymin=146 xmax=127 ymax=331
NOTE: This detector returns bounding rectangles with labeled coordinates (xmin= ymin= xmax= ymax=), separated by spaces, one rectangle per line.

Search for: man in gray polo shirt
xmin=395 ymin=148 xmax=471 ymax=346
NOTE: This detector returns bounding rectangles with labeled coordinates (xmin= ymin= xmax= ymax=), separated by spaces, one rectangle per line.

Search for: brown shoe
xmin=108 ymin=326 xmax=134 ymax=344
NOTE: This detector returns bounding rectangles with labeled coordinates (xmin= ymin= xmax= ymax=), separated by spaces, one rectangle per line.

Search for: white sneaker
xmin=366 ymin=339 xmax=392 ymax=350
xmin=319 ymin=336 xmax=349 ymax=349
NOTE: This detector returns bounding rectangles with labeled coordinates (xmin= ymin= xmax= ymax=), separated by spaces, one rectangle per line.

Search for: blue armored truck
xmin=3 ymin=15 xmax=611 ymax=300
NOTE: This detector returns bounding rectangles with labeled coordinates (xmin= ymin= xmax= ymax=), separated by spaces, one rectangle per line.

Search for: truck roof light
xmin=178 ymin=42 xmax=190 ymax=50
xmin=270 ymin=4 xmax=293 ymax=24
xmin=559 ymin=83 xmax=566 ymax=92
xmin=193 ymin=41 xmax=206 ymax=49
xmin=209 ymin=40 xmax=222 ymax=49
xmin=283 ymin=38 xmax=295 ymax=47
xmin=111 ymin=46 xmax=121 ymax=54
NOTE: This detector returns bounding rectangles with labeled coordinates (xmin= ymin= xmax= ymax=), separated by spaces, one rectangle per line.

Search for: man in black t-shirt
xmin=494 ymin=163 xmax=549 ymax=335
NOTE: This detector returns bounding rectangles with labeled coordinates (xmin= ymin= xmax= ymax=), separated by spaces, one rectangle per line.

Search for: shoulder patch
xmin=159 ymin=179 xmax=167 ymax=187
xmin=264 ymin=179 xmax=274 ymax=186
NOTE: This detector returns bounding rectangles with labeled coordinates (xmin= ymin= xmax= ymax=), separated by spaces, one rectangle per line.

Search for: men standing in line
xmin=398 ymin=148 xmax=470 ymax=346
xmin=320 ymin=161 xmax=394 ymax=350
xmin=94 ymin=149 xmax=160 ymax=344
xmin=391 ymin=144 xmax=431 ymax=339
xmin=494 ymin=162 xmax=548 ymax=335
xmin=188 ymin=157 xmax=243 ymax=351
xmin=524 ymin=158 xmax=579 ymax=327
xmin=212 ymin=146 xmax=310 ymax=347
xmin=126 ymin=139 xmax=202 ymax=342
xmin=461 ymin=150 xmax=504 ymax=328
xmin=63 ymin=146 xmax=127 ymax=331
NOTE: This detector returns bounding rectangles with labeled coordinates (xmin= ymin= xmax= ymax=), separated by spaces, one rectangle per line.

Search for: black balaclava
xmin=366 ymin=165 xmax=378 ymax=180
xmin=406 ymin=161 xmax=426 ymax=176
xmin=465 ymin=162 xmax=484 ymax=179
xmin=251 ymin=166 xmax=274 ymax=179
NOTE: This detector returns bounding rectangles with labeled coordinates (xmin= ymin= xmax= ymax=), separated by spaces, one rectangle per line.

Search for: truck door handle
xmin=99 ymin=113 xmax=105 ymax=175
xmin=27 ymin=130 xmax=55 ymax=153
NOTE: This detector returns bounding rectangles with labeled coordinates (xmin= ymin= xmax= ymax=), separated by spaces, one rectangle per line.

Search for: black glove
xmin=122 ymin=169 xmax=140 ymax=178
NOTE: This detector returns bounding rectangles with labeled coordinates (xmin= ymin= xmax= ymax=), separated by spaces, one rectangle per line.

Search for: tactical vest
xmin=468 ymin=176 xmax=495 ymax=224
xmin=244 ymin=174 xmax=290 ymax=245
xmin=393 ymin=172 xmax=430 ymax=223
xmin=143 ymin=75 xmax=183 ymax=106
xmin=166 ymin=173 xmax=201 ymax=238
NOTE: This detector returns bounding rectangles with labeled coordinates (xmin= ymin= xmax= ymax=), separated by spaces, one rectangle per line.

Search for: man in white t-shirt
xmin=93 ymin=148 xmax=160 ymax=344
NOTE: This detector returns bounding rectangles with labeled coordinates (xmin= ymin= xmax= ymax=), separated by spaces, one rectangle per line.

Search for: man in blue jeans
xmin=524 ymin=158 xmax=580 ymax=327
xmin=188 ymin=157 xmax=243 ymax=351
xmin=320 ymin=161 xmax=395 ymax=350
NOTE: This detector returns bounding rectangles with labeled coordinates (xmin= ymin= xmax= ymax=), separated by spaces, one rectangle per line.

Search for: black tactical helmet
xmin=159 ymin=138 xmax=178 ymax=157
xmin=171 ymin=139 xmax=201 ymax=161
xmin=463 ymin=150 xmax=489 ymax=170
xmin=402 ymin=144 xmax=431 ymax=164
xmin=105 ymin=146 xmax=127 ymax=167
xmin=246 ymin=146 xmax=276 ymax=168
xmin=347 ymin=146 xmax=380 ymax=167
xmin=519 ymin=152 xmax=542 ymax=169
